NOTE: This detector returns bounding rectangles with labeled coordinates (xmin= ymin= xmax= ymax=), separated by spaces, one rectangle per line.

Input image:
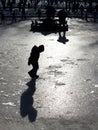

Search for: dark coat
xmin=58 ymin=9 xmax=67 ymax=24
xmin=28 ymin=46 xmax=40 ymax=65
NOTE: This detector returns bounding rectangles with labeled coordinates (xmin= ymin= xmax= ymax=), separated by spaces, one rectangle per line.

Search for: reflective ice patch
xmin=4 ymin=94 xmax=9 ymax=97
xmin=90 ymin=91 xmax=94 ymax=93
xmin=2 ymin=102 xmax=16 ymax=106
xmin=1 ymin=90 xmax=4 ymax=93
xmin=95 ymin=84 xmax=98 ymax=88
xmin=2 ymin=82 xmax=7 ymax=85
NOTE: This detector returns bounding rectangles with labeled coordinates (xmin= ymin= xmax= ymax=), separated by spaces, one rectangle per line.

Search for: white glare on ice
xmin=2 ymin=102 xmax=16 ymax=106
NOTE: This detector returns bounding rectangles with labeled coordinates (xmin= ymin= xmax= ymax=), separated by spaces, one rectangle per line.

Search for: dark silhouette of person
xmin=93 ymin=4 xmax=98 ymax=22
xmin=37 ymin=8 xmax=41 ymax=19
xmin=28 ymin=45 xmax=44 ymax=78
xmin=58 ymin=9 xmax=67 ymax=37
xmin=12 ymin=10 xmax=16 ymax=22
xmin=1 ymin=11 xmax=5 ymax=24
xmin=9 ymin=1 xmax=13 ymax=12
xmin=79 ymin=4 xmax=84 ymax=18
xmin=21 ymin=5 xmax=26 ymax=20
xmin=93 ymin=10 xmax=97 ymax=22
xmin=85 ymin=8 xmax=88 ymax=21
xmin=18 ymin=1 xmax=22 ymax=12
xmin=1 ymin=0 xmax=6 ymax=10
xmin=95 ymin=3 xmax=98 ymax=14
xmin=46 ymin=5 xmax=56 ymax=19
xmin=30 ymin=20 xmax=34 ymax=31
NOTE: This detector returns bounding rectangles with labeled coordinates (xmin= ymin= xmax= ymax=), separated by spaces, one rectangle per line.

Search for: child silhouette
xmin=28 ymin=45 xmax=44 ymax=78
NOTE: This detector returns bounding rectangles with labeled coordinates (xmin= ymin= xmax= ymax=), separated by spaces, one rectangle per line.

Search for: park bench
xmin=30 ymin=18 xmax=68 ymax=32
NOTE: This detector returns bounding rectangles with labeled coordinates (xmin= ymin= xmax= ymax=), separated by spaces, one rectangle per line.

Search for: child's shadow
xmin=20 ymin=78 xmax=37 ymax=122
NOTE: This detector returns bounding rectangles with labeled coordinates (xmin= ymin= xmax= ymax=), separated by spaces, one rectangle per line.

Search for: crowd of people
xmin=0 ymin=0 xmax=98 ymax=24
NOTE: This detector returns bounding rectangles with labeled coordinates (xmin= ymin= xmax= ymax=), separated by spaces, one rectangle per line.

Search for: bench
xmin=30 ymin=18 xmax=68 ymax=32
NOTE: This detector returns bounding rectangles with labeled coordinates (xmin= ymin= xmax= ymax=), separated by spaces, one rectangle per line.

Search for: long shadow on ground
xmin=20 ymin=78 xmax=37 ymax=122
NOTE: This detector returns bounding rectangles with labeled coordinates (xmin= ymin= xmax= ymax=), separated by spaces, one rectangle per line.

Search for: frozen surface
xmin=0 ymin=19 xmax=98 ymax=130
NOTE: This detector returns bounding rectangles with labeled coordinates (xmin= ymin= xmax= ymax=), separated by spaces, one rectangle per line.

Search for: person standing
xmin=12 ymin=10 xmax=16 ymax=23
xmin=58 ymin=9 xmax=67 ymax=37
xmin=1 ymin=11 xmax=5 ymax=24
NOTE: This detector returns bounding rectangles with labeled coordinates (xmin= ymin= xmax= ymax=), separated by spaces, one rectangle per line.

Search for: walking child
xmin=28 ymin=45 xmax=44 ymax=78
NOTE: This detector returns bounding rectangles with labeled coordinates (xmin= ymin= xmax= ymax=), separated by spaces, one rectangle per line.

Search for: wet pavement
xmin=0 ymin=18 xmax=98 ymax=130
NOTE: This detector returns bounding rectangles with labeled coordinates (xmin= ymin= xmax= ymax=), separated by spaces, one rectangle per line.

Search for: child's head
xmin=38 ymin=45 xmax=44 ymax=52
